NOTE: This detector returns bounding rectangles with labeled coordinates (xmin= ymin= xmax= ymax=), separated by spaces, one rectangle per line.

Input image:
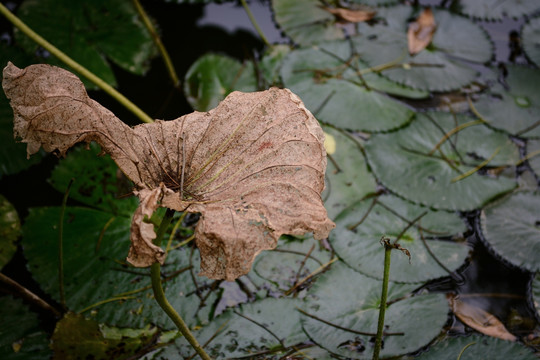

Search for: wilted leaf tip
xmin=3 ymin=63 xmax=335 ymax=281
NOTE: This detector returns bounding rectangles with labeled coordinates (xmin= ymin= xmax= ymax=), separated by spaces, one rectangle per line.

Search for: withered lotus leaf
xmin=407 ymin=8 xmax=437 ymax=55
xmin=2 ymin=62 xmax=335 ymax=281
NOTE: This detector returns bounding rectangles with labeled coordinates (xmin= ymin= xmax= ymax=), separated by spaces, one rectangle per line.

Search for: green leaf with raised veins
xmin=15 ymin=0 xmax=155 ymax=88
xmin=0 ymin=195 xmax=20 ymax=269
xmin=0 ymin=296 xmax=50 ymax=360
xmin=183 ymin=53 xmax=257 ymax=112
xmin=331 ymin=195 xmax=468 ymax=283
xmin=280 ymin=40 xmax=416 ymax=132
xmin=355 ymin=6 xmax=492 ymax=91
xmin=22 ymin=206 xmax=218 ymax=329
xmin=474 ymin=65 xmax=540 ymax=138
xmin=481 ymin=191 xmax=540 ymax=272
xmin=322 ymin=126 xmax=376 ymax=219
xmin=415 ymin=335 xmax=537 ymax=360
xmin=365 ymin=112 xmax=518 ymax=211
xmin=455 ymin=0 xmax=540 ymax=20
xmin=302 ymin=262 xmax=449 ymax=358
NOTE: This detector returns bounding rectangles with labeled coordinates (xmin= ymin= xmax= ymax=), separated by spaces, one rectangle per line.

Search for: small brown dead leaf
xmin=407 ymin=7 xmax=437 ymax=55
xmin=448 ymin=294 xmax=517 ymax=341
xmin=2 ymin=62 xmax=335 ymax=281
xmin=322 ymin=6 xmax=375 ymax=24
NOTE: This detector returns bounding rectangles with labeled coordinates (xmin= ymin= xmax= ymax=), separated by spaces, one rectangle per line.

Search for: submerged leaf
xmin=448 ymin=294 xmax=517 ymax=341
xmin=3 ymin=63 xmax=334 ymax=280
xmin=408 ymin=8 xmax=436 ymax=55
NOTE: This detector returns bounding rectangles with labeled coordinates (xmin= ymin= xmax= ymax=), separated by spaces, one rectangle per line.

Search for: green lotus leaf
xmin=0 ymin=195 xmax=20 ymax=269
xmin=15 ymin=0 xmax=155 ymax=88
xmin=51 ymin=313 xmax=157 ymax=359
xmin=473 ymin=65 xmax=540 ymax=138
xmin=147 ymin=297 xmax=308 ymax=358
xmin=364 ymin=112 xmax=518 ymax=210
xmin=355 ymin=6 xmax=492 ymax=91
xmin=527 ymin=140 xmax=540 ymax=176
xmin=49 ymin=143 xmax=138 ymax=217
xmin=455 ymin=0 xmax=540 ymax=20
xmin=271 ymin=0 xmax=345 ymax=46
xmin=22 ymin=206 xmax=217 ymax=329
xmin=481 ymin=191 xmax=540 ymax=272
xmin=183 ymin=53 xmax=257 ymax=112
xmin=258 ymin=44 xmax=291 ymax=87
xmin=0 ymin=43 xmax=44 ymax=178
xmin=280 ymin=40 xmax=416 ymax=132
xmin=322 ymin=126 xmax=376 ymax=219
xmin=522 ymin=17 xmax=540 ymax=67
xmin=253 ymin=236 xmax=332 ymax=292
xmin=331 ymin=194 xmax=469 ymax=283
xmin=415 ymin=335 xmax=538 ymax=360
xmin=302 ymin=262 xmax=449 ymax=358
xmin=0 ymin=296 xmax=50 ymax=360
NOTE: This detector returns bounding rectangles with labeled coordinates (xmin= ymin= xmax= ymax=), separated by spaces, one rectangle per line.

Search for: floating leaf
xmin=302 ymin=262 xmax=449 ymax=358
xmin=280 ymin=40 xmax=419 ymax=132
xmin=15 ymin=0 xmax=155 ymax=88
xmin=448 ymin=294 xmax=517 ymax=341
xmin=415 ymin=335 xmax=537 ymax=360
xmin=408 ymin=8 xmax=437 ymax=55
xmin=3 ymin=62 xmax=334 ymax=280
xmin=473 ymin=65 xmax=540 ymax=138
xmin=322 ymin=126 xmax=376 ymax=218
xmin=271 ymin=0 xmax=345 ymax=46
xmin=183 ymin=53 xmax=257 ymax=112
xmin=51 ymin=313 xmax=156 ymax=360
xmin=364 ymin=112 xmax=518 ymax=211
xmin=49 ymin=143 xmax=138 ymax=216
xmin=527 ymin=140 xmax=540 ymax=176
xmin=322 ymin=5 xmax=375 ymax=24
xmin=481 ymin=191 xmax=540 ymax=272
xmin=522 ymin=17 xmax=540 ymax=67
xmin=0 ymin=195 xmax=20 ymax=269
xmin=532 ymin=273 xmax=540 ymax=319
xmin=0 ymin=296 xmax=50 ymax=360
xmin=22 ymin=206 xmax=217 ymax=329
xmin=355 ymin=6 xmax=492 ymax=91
xmin=455 ymin=0 xmax=540 ymax=20
xmin=258 ymin=44 xmax=291 ymax=87
xmin=331 ymin=195 xmax=469 ymax=283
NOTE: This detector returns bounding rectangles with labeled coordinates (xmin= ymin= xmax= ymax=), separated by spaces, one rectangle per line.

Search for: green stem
xmin=151 ymin=209 xmax=212 ymax=360
xmin=132 ymin=0 xmax=180 ymax=88
xmin=240 ymin=0 xmax=271 ymax=48
xmin=58 ymin=178 xmax=74 ymax=310
xmin=373 ymin=244 xmax=392 ymax=360
xmin=0 ymin=3 xmax=154 ymax=124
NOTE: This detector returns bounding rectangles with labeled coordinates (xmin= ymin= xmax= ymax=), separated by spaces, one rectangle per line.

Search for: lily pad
xmin=354 ymin=6 xmax=492 ymax=91
xmin=532 ymin=272 xmax=540 ymax=319
xmin=0 ymin=296 xmax=50 ymax=360
xmin=271 ymin=0 xmax=345 ymax=46
xmin=331 ymin=195 xmax=469 ymax=283
xmin=49 ymin=143 xmax=138 ymax=216
xmin=527 ymin=140 xmax=540 ymax=176
xmin=364 ymin=112 xmax=518 ymax=211
xmin=415 ymin=335 xmax=538 ymax=360
xmin=22 ymin=206 xmax=218 ymax=329
xmin=473 ymin=65 xmax=540 ymax=138
xmin=15 ymin=0 xmax=155 ymax=87
xmin=322 ymin=126 xmax=376 ymax=219
xmin=522 ymin=17 xmax=540 ymax=67
xmin=258 ymin=44 xmax=291 ymax=87
xmin=0 ymin=195 xmax=20 ymax=269
xmin=455 ymin=0 xmax=540 ymax=20
xmin=183 ymin=53 xmax=257 ymax=111
xmin=147 ymin=297 xmax=308 ymax=358
xmin=280 ymin=40 xmax=417 ymax=132
xmin=481 ymin=191 xmax=540 ymax=272
xmin=302 ymin=262 xmax=449 ymax=358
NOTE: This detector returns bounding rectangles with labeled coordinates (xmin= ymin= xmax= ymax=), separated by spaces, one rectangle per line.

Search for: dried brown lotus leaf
xmin=322 ymin=6 xmax=375 ymax=24
xmin=407 ymin=7 xmax=437 ymax=55
xmin=2 ymin=62 xmax=334 ymax=281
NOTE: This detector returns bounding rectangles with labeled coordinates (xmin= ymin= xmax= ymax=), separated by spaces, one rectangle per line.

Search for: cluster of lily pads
xmin=1 ymin=0 xmax=540 ymax=359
